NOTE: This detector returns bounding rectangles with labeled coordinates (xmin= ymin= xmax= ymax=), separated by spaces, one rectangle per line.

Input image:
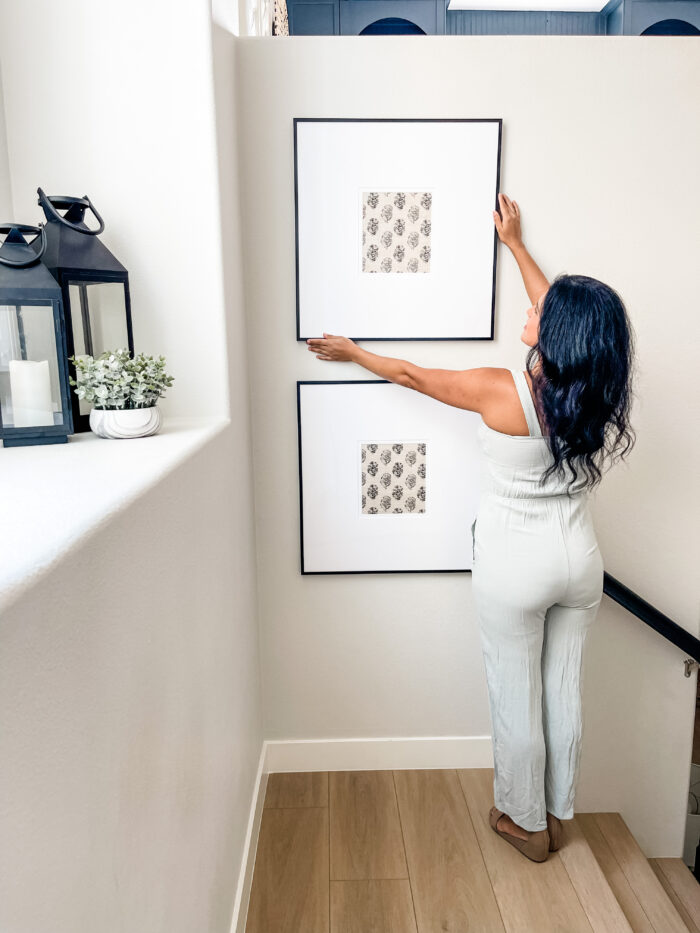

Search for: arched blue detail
xmin=641 ymin=18 xmax=700 ymax=36
xmin=360 ymin=17 xmax=426 ymax=35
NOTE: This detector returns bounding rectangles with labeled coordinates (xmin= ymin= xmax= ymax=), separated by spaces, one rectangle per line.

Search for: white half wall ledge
xmin=0 ymin=417 xmax=229 ymax=614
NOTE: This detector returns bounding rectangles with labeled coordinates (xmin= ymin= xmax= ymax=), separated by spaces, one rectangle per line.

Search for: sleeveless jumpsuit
xmin=470 ymin=369 xmax=604 ymax=832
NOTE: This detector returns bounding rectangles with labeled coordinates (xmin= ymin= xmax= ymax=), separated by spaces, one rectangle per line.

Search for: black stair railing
xmin=604 ymin=572 xmax=700 ymax=666
xmin=603 ymin=572 xmax=700 ymax=880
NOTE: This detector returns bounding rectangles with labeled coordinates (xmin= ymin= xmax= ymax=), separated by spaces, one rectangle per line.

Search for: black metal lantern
xmin=36 ymin=188 xmax=134 ymax=432
xmin=0 ymin=224 xmax=73 ymax=447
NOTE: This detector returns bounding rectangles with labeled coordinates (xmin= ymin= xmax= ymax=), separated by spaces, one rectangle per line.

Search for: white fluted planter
xmin=89 ymin=406 xmax=162 ymax=439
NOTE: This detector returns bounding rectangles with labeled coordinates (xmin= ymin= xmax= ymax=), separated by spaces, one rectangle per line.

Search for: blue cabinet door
xmin=340 ymin=0 xmax=445 ymax=35
xmin=290 ymin=0 xmax=339 ymax=34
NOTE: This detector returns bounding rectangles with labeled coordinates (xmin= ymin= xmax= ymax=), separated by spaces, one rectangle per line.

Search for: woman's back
xmin=477 ymin=369 xmax=590 ymax=501
xmin=472 ymin=366 xmax=603 ymax=619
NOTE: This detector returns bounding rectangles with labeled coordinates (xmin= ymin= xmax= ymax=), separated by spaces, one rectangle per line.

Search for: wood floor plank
xmin=249 ymin=771 xmax=691 ymax=933
xmin=576 ymin=814 xmax=655 ymax=933
xmin=245 ymin=806 xmax=328 ymax=933
xmin=649 ymin=859 xmax=700 ymax=933
xmin=330 ymin=770 xmax=408 ymax=881
xmin=457 ymin=768 xmax=593 ymax=933
xmin=394 ymin=768 xmax=506 ymax=933
xmin=592 ymin=813 xmax=689 ymax=933
xmin=330 ymin=880 xmax=418 ymax=933
xmin=557 ymin=817 xmax=634 ymax=933
xmin=264 ymin=771 xmax=328 ymax=808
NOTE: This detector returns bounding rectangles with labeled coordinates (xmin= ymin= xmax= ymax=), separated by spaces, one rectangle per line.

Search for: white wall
xmin=0 ymin=0 xmax=229 ymax=419
xmin=213 ymin=0 xmax=271 ymax=36
xmin=210 ymin=24 xmax=257 ymax=449
xmin=245 ymin=0 xmax=274 ymax=36
xmin=0 ymin=6 xmax=263 ymax=932
xmin=213 ymin=0 xmax=242 ymax=35
xmin=235 ymin=36 xmax=700 ymax=856
xmin=0 ymin=428 xmax=262 ymax=933
xmin=0 ymin=63 xmax=12 ymax=220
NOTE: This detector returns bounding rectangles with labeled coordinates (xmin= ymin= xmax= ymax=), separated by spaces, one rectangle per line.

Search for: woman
xmin=306 ymin=193 xmax=636 ymax=863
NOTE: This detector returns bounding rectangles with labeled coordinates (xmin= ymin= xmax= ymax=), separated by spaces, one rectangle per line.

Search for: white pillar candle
xmin=9 ymin=359 xmax=54 ymax=427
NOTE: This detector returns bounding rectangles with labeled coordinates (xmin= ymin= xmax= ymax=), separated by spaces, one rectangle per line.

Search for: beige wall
xmin=236 ymin=36 xmax=700 ymax=855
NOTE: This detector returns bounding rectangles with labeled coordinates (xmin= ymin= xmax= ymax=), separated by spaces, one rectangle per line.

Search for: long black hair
xmin=526 ymin=273 xmax=637 ymax=497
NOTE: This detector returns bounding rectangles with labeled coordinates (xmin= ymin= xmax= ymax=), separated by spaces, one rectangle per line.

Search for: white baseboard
xmin=264 ymin=734 xmax=494 ymax=772
xmin=229 ymin=744 xmax=269 ymax=933
xmin=229 ymin=734 xmax=493 ymax=933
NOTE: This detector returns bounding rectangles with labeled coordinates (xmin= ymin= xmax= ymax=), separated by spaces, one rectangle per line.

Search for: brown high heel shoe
xmin=547 ymin=812 xmax=562 ymax=851
xmin=489 ymin=807 xmax=550 ymax=862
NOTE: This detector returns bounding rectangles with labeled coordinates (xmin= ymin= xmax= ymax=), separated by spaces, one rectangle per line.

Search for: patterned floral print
xmin=361 ymin=192 xmax=432 ymax=273
xmin=361 ymin=441 xmax=427 ymax=513
xmin=272 ymin=0 xmax=289 ymax=35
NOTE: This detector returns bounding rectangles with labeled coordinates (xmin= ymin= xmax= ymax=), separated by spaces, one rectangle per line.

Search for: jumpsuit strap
xmin=511 ymin=369 xmax=543 ymax=438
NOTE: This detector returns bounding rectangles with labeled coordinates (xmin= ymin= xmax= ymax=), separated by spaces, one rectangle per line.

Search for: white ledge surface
xmin=0 ymin=417 xmax=229 ymax=612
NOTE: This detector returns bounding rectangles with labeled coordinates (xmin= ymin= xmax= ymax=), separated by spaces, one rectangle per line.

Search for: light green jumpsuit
xmin=471 ymin=369 xmax=604 ymax=832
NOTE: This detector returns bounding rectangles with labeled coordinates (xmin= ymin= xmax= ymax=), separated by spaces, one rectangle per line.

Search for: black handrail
xmin=604 ymin=573 xmax=700 ymax=879
xmin=604 ymin=572 xmax=700 ymax=662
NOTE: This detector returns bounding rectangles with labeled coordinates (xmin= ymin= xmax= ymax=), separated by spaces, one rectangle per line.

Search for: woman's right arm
xmin=493 ymin=193 xmax=550 ymax=306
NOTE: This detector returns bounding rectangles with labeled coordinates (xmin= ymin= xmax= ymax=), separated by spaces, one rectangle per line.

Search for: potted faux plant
xmin=69 ymin=349 xmax=174 ymax=439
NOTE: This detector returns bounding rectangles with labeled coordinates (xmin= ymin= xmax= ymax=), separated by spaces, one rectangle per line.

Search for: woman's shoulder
xmin=480 ymin=367 xmax=537 ymax=437
xmin=480 ymin=367 xmax=519 ymax=395
xmin=468 ymin=368 xmax=520 ymax=412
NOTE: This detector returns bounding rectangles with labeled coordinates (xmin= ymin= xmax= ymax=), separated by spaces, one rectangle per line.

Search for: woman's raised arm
xmin=494 ymin=193 xmax=550 ymax=307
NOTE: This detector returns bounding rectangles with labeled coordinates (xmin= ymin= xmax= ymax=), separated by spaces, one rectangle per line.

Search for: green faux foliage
xmin=69 ymin=349 xmax=174 ymax=410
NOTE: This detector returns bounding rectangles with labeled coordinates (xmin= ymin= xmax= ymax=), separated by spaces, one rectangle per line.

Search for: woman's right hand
xmin=493 ymin=193 xmax=523 ymax=250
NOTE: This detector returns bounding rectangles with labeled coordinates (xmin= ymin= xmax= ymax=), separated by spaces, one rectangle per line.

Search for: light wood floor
xmin=243 ymin=767 xmax=699 ymax=933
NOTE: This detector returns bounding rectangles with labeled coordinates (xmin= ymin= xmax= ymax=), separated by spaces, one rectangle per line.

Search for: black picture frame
xmin=297 ymin=379 xmax=475 ymax=575
xmin=293 ymin=117 xmax=502 ymax=343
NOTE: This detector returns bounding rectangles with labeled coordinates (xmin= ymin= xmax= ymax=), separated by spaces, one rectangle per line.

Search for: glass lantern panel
xmin=69 ymin=280 xmax=128 ymax=358
xmin=0 ymin=303 xmax=64 ymax=428
xmin=69 ymin=281 xmax=129 ymax=416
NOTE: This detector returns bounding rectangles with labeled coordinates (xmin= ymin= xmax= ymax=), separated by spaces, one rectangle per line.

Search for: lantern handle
xmin=0 ymin=223 xmax=47 ymax=267
xmin=37 ymin=188 xmax=106 ymax=236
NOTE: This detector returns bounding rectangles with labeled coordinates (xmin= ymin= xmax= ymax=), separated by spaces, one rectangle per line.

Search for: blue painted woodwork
xmin=286 ymin=0 xmax=700 ymax=36
xmin=289 ymin=0 xmax=339 ymax=34
xmin=340 ymin=0 xmax=447 ymax=34
xmin=446 ymin=10 xmax=604 ymax=34
xmin=627 ymin=0 xmax=700 ymax=34
xmin=603 ymin=0 xmax=624 ymax=34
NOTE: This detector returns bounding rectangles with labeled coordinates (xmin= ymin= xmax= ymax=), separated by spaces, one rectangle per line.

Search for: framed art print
xmin=294 ymin=118 xmax=502 ymax=341
xmin=297 ymin=380 xmax=482 ymax=573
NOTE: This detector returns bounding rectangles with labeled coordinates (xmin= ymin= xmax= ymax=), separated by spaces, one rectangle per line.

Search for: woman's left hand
xmin=306 ymin=333 xmax=357 ymax=362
